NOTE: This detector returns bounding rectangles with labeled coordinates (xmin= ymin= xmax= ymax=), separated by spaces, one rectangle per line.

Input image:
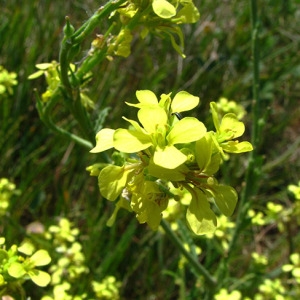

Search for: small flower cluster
xmin=92 ymin=276 xmax=121 ymax=300
xmin=89 ymin=90 xmax=253 ymax=235
xmin=0 ymin=178 xmax=19 ymax=217
xmin=0 ymin=238 xmax=51 ymax=298
xmin=0 ymin=66 xmax=17 ymax=96
xmin=115 ymin=0 xmax=200 ymax=57
xmin=28 ymin=62 xmax=94 ymax=109
xmin=41 ymin=218 xmax=89 ymax=300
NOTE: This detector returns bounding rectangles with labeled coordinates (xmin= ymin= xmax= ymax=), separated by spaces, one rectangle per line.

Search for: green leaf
xmin=154 ymin=145 xmax=187 ymax=169
xmin=90 ymin=128 xmax=115 ymax=153
xmin=210 ymin=185 xmax=238 ymax=216
xmin=152 ymin=0 xmax=176 ymax=19
xmin=131 ymin=181 xmax=167 ymax=230
xmin=28 ymin=269 xmax=51 ymax=287
xmin=106 ymin=197 xmax=132 ymax=227
xmin=167 ymin=29 xmax=186 ymax=58
xmin=30 ymin=250 xmax=51 ymax=266
xmin=99 ymin=165 xmax=133 ymax=201
xmin=8 ymin=262 xmax=26 ymax=278
xmin=171 ymin=91 xmax=199 ymax=113
xmin=114 ymin=129 xmax=152 ymax=153
xmin=135 ymin=199 xmax=162 ymax=230
xmin=186 ymin=189 xmax=217 ymax=235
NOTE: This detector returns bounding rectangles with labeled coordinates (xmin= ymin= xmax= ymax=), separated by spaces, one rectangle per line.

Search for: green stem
xmin=161 ymin=219 xmax=217 ymax=288
xmin=72 ymin=0 xmax=127 ymax=44
xmin=221 ymin=0 xmax=262 ymax=272
xmin=35 ymin=90 xmax=93 ymax=149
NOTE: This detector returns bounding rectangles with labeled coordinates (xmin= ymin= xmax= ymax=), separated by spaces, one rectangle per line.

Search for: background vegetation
xmin=1 ymin=0 xmax=300 ymax=299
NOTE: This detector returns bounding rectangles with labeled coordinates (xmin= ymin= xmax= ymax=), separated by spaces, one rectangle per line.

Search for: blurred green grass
xmin=1 ymin=0 xmax=300 ymax=298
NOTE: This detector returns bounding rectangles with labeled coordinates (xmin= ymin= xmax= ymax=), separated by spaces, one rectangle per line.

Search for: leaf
xmin=171 ymin=91 xmax=199 ymax=113
xmin=152 ymin=0 xmax=176 ymax=19
xmin=167 ymin=29 xmax=186 ymax=58
xmin=132 ymin=182 xmax=167 ymax=231
xmin=167 ymin=117 xmax=207 ymax=145
xmin=114 ymin=129 xmax=152 ymax=152
xmin=90 ymin=128 xmax=115 ymax=153
xmin=210 ymin=185 xmax=238 ymax=216
xmin=106 ymin=197 xmax=132 ymax=227
xmin=186 ymin=189 xmax=217 ymax=235
xmin=99 ymin=165 xmax=133 ymax=201
xmin=154 ymin=145 xmax=187 ymax=169
xmin=30 ymin=250 xmax=51 ymax=266
xmin=28 ymin=269 xmax=51 ymax=287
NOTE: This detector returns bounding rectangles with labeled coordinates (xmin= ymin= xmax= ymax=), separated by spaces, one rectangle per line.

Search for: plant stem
xmin=35 ymin=89 xmax=93 ymax=149
xmin=224 ymin=0 xmax=262 ymax=264
xmin=72 ymin=0 xmax=127 ymax=44
xmin=161 ymin=219 xmax=217 ymax=288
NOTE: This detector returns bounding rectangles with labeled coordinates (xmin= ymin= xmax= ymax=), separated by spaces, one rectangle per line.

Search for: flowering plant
xmin=88 ymin=90 xmax=253 ymax=234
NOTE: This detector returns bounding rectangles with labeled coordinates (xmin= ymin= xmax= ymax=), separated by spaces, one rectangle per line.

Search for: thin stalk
xmin=161 ymin=219 xmax=217 ymax=288
xmin=72 ymin=0 xmax=127 ymax=44
xmin=227 ymin=0 xmax=261 ymax=257
xmin=35 ymin=90 xmax=93 ymax=149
